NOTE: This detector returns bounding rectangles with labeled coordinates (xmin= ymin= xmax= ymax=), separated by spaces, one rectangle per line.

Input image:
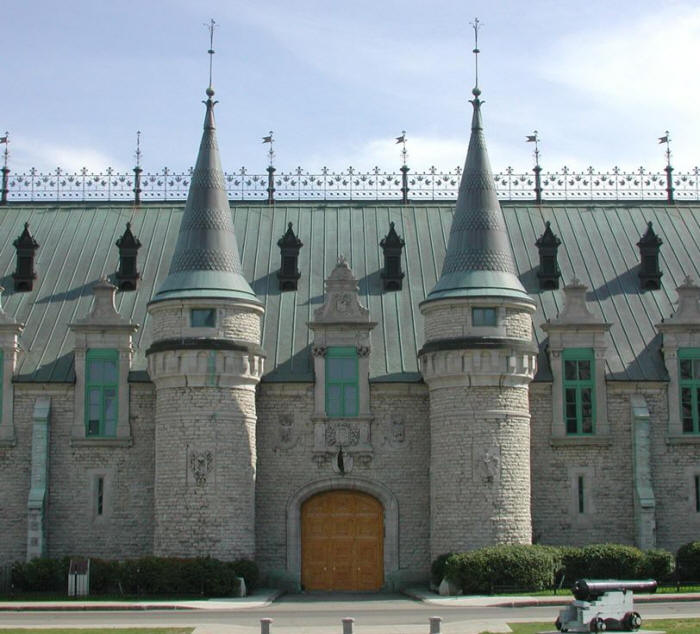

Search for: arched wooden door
xmin=301 ymin=490 xmax=384 ymax=591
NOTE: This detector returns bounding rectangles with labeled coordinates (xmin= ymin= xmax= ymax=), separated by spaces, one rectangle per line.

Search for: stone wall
xmin=255 ymin=381 xmax=431 ymax=587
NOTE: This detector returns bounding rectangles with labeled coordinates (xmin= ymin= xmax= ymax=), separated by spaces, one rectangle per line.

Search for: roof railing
xmin=2 ymin=165 xmax=699 ymax=204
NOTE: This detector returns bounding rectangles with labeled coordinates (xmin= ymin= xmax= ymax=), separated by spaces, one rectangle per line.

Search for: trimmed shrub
xmin=677 ymin=542 xmax=700 ymax=581
xmin=641 ymin=549 xmax=674 ymax=582
xmin=562 ymin=544 xmax=645 ymax=582
xmin=230 ymin=558 xmax=259 ymax=591
xmin=11 ymin=557 xmax=69 ymax=592
xmin=444 ymin=544 xmax=556 ymax=594
xmin=430 ymin=553 xmax=453 ymax=587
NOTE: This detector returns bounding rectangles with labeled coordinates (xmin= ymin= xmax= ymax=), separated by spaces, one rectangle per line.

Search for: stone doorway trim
xmin=286 ymin=476 xmax=399 ymax=586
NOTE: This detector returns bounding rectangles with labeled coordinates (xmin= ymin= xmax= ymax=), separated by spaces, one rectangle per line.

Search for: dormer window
xmin=277 ymin=222 xmax=303 ymax=291
xmin=535 ymin=221 xmax=561 ymax=290
xmin=13 ymin=222 xmax=39 ymax=292
xmin=637 ymin=221 xmax=662 ymax=290
xmin=380 ymin=222 xmax=405 ymax=291
xmin=472 ymin=307 xmax=497 ymax=327
xmin=115 ymin=222 xmax=141 ymax=291
xmin=191 ymin=308 xmax=216 ymax=328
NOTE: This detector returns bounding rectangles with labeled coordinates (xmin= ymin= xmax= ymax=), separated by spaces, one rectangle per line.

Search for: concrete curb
xmin=0 ymin=588 xmax=283 ymax=611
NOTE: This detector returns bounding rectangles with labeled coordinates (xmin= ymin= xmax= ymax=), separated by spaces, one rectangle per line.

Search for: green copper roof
xmin=425 ymin=92 xmax=532 ymax=305
xmin=2 ymin=201 xmax=700 ymax=383
xmin=151 ymin=97 xmax=260 ymax=305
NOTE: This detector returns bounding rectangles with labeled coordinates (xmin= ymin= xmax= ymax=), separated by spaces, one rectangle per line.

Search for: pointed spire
xmin=152 ymin=27 xmax=259 ymax=305
xmin=424 ymin=24 xmax=532 ymax=305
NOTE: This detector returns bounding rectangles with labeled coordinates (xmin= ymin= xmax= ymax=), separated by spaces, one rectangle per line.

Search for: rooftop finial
xmin=470 ymin=17 xmax=481 ymax=97
xmin=262 ymin=131 xmax=275 ymax=167
xmin=135 ymin=130 xmax=142 ymax=168
xmin=395 ymin=131 xmax=407 ymax=166
xmin=205 ymin=18 xmax=217 ymax=98
xmin=659 ymin=130 xmax=671 ymax=168
xmin=526 ymin=130 xmax=540 ymax=167
xmin=1 ymin=131 xmax=8 ymax=170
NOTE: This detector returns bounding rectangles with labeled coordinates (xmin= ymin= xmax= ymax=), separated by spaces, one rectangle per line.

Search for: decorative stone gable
xmin=656 ymin=276 xmax=700 ymax=438
xmin=0 ymin=287 xmax=24 ymax=446
xmin=308 ymin=257 xmax=377 ymax=468
xmin=69 ymin=278 xmax=139 ymax=444
xmin=541 ymin=279 xmax=611 ymax=441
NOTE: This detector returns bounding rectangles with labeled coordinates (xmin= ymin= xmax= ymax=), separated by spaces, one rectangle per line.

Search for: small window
xmin=695 ymin=475 xmax=700 ymax=513
xmin=562 ymin=348 xmax=595 ymax=435
xmin=0 ymin=349 xmax=3 ymax=423
xmin=679 ymin=349 xmax=700 ymax=434
xmin=325 ymin=347 xmax=359 ymax=418
xmin=85 ymin=349 xmax=119 ymax=437
xmin=97 ymin=476 xmax=104 ymax=516
xmin=472 ymin=307 xmax=498 ymax=327
xmin=191 ymin=308 xmax=216 ymax=328
xmin=577 ymin=475 xmax=585 ymax=514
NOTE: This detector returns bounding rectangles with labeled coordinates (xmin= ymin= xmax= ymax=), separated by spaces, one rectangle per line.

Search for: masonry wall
xmin=0 ymin=383 xmax=155 ymax=565
xmin=255 ymin=381 xmax=431 ymax=587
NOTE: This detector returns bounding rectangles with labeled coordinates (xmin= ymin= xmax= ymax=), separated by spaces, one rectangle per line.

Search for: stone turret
xmin=419 ymin=70 xmax=537 ymax=558
xmin=146 ymin=87 xmax=264 ymax=559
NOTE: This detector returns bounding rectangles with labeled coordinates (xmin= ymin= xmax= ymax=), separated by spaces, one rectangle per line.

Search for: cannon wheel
xmin=623 ymin=611 xmax=642 ymax=632
xmin=589 ymin=617 xmax=606 ymax=632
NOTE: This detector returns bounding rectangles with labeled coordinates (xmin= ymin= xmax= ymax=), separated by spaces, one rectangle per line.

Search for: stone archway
xmin=286 ymin=477 xmax=399 ymax=589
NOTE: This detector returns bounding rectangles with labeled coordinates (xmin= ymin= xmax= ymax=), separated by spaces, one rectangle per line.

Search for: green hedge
xmin=677 ymin=542 xmax=700 ymax=581
xmin=11 ymin=556 xmax=258 ymax=597
xmin=437 ymin=543 xmax=675 ymax=595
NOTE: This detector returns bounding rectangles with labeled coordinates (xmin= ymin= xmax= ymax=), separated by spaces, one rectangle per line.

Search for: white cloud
xmin=9 ymin=137 xmax=129 ymax=174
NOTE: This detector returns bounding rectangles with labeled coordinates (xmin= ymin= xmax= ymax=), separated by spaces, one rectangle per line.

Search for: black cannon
xmin=556 ymin=578 xmax=657 ymax=632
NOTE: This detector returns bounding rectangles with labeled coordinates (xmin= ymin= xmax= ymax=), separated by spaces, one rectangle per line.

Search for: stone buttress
xmin=419 ymin=81 xmax=537 ymax=558
xmin=146 ymin=90 xmax=264 ymax=559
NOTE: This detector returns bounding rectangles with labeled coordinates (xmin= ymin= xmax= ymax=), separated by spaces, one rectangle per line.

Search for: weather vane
xmin=0 ymin=131 xmax=8 ymax=170
xmin=395 ymin=131 xmax=407 ymax=166
xmin=526 ymin=130 xmax=540 ymax=167
xmin=135 ymin=130 xmax=142 ymax=168
xmin=469 ymin=17 xmax=481 ymax=94
xmin=262 ymin=131 xmax=275 ymax=167
xmin=659 ymin=130 xmax=671 ymax=168
xmin=205 ymin=18 xmax=217 ymax=97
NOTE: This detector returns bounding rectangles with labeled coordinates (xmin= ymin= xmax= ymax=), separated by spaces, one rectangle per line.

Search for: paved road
xmin=0 ymin=594 xmax=698 ymax=633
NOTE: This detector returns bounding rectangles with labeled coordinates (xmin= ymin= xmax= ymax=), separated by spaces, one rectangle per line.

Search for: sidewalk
xmin=0 ymin=588 xmax=283 ymax=611
xmin=403 ymin=586 xmax=700 ymax=608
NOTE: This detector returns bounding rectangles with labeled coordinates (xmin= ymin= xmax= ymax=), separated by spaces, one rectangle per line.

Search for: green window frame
xmin=85 ymin=349 xmax=119 ymax=437
xmin=563 ymin=348 xmax=595 ymax=435
xmin=325 ymin=346 xmax=359 ymax=418
xmin=679 ymin=348 xmax=700 ymax=434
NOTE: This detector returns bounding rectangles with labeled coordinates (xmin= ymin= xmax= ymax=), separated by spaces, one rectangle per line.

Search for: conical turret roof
xmin=151 ymin=95 xmax=260 ymax=304
xmin=424 ymin=89 xmax=532 ymax=305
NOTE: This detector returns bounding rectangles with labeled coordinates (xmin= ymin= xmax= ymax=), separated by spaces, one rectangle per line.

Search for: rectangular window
xmin=325 ymin=347 xmax=359 ymax=418
xmin=97 ymin=477 xmax=104 ymax=516
xmin=85 ymin=349 xmax=119 ymax=437
xmin=695 ymin=475 xmax=700 ymax=513
xmin=472 ymin=307 xmax=498 ymax=327
xmin=191 ymin=308 xmax=216 ymax=328
xmin=562 ymin=348 xmax=595 ymax=435
xmin=577 ymin=476 xmax=585 ymax=513
xmin=0 ymin=349 xmax=3 ymax=423
xmin=679 ymin=349 xmax=700 ymax=434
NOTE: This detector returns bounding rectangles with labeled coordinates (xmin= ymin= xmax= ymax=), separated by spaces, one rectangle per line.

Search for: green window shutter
xmin=679 ymin=348 xmax=700 ymax=434
xmin=562 ymin=348 xmax=595 ymax=435
xmin=325 ymin=346 xmax=359 ymax=418
xmin=85 ymin=349 xmax=119 ymax=437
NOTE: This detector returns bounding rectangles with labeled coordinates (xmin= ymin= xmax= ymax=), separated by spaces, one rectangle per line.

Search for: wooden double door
xmin=301 ymin=490 xmax=384 ymax=591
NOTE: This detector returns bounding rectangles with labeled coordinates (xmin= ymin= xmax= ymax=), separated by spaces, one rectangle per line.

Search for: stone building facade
xmin=0 ymin=77 xmax=699 ymax=591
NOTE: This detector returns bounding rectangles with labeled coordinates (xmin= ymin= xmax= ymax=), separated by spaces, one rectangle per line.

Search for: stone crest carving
xmin=481 ymin=445 xmax=501 ymax=484
xmin=312 ymin=345 xmax=327 ymax=357
xmin=357 ymin=345 xmax=370 ymax=358
xmin=384 ymin=420 xmax=406 ymax=447
xmin=325 ymin=422 xmax=360 ymax=447
xmin=189 ymin=450 xmax=214 ymax=487
xmin=277 ymin=415 xmax=297 ymax=449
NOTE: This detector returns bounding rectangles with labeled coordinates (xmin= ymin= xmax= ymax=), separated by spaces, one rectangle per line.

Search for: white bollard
xmin=342 ymin=617 xmax=355 ymax=634
xmin=260 ymin=617 xmax=273 ymax=634
xmin=429 ymin=616 xmax=442 ymax=634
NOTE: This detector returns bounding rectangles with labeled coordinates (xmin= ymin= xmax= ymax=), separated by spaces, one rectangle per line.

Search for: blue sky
xmin=3 ymin=0 xmax=699 ymax=176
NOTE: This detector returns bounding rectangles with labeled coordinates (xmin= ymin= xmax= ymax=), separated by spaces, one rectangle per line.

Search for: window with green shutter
xmin=85 ymin=349 xmax=119 ymax=437
xmin=679 ymin=348 xmax=700 ymax=434
xmin=325 ymin=347 xmax=359 ymax=418
xmin=563 ymin=348 xmax=595 ymax=435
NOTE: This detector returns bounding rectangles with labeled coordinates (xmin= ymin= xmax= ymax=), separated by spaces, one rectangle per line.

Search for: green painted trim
xmin=679 ymin=348 xmax=700 ymax=434
xmin=325 ymin=346 xmax=359 ymax=418
xmin=85 ymin=348 xmax=119 ymax=438
xmin=562 ymin=348 xmax=595 ymax=436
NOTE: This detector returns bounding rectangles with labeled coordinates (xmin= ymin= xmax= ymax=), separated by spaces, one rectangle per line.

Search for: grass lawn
xmin=0 ymin=630 xmax=193 ymax=634
xmin=480 ymin=619 xmax=700 ymax=633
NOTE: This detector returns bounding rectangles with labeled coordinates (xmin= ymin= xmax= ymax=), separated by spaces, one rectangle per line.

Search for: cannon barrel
xmin=572 ymin=579 xmax=657 ymax=600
